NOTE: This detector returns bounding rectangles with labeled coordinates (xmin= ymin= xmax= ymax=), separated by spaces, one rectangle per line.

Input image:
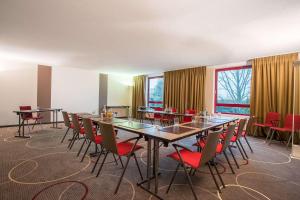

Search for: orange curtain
xmin=250 ymin=53 xmax=298 ymax=136
xmin=132 ymin=75 xmax=146 ymax=118
xmin=164 ymin=67 xmax=206 ymax=114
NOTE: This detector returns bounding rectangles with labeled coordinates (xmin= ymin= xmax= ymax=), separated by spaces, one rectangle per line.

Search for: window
xmin=215 ymin=66 xmax=252 ymax=115
xmin=148 ymin=76 xmax=164 ymax=108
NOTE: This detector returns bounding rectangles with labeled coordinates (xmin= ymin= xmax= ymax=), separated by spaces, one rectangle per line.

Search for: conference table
xmin=13 ymin=108 xmax=62 ymax=138
xmin=137 ymin=108 xmax=194 ymax=122
xmin=78 ymin=113 xmax=237 ymax=199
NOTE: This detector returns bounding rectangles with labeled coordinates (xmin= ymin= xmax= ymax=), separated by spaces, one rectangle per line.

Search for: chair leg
xmin=96 ymin=152 xmax=109 ymax=177
xmin=114 ymin=154 xmax=132 ymax=194
xmin=181 ymin=163 xmax=198 ymax=200
xmin=223 ymin=151 xmax=235 ymax=174
xmin=77 ymin=138 xmax=86 ymax=157
xmin=236 ymin=141 xmax=246 ymax=160
xmin=81 ymin=140 xmax=91 ymax=162
xmin=133 ymin=153 xmax=144 ymax=180
xmin=112 ymin=154 xmax=118 ymax=166
xmin=244 ymin=136 xmax=253 ymax=153
xmin=265 ymin=128 xmax=272 ymax=142
xmin=32 ymin=119 xmax=38 ymax=130
xmin=166 ymin=163 xmax=180 ymax=193
xmin=69 ymin=132 xmax=78 ymax=150
xmin=253 ymin=126 xmax=258 ymax=137
xmin=118 ymin=156 xmax=124 ymax=168
xmin=91 ymin=146 xmax=103 ymax=173
xmin=268 ymin=130 xmax=275 ymax=145
xmin=61 ymin=127 xmax=70 ymax=143
xmin=238 ymin=139 xmax=248 ymax=159
xmin=68 ymin=130 xmax=76 ymax=148
xmin=207 ymin=162 xmax=221 ymax=193
xmin=228 ymin=146 xmax=239 ymax=169
xmin=212 ymin=160 xmax=225 ymax=188
xmin=287 ymin=134 xmax=292 ymax=148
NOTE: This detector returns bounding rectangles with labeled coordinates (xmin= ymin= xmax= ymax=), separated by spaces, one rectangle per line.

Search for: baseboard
xmin=0 ymin=121 xmax=64 ymax=128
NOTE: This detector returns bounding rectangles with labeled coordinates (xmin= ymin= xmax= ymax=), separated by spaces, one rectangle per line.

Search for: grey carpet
xmin=0 ymin=124 xmax=300 ymax=200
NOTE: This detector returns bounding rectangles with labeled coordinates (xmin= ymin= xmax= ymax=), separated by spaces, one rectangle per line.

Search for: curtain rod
xmin=247 ymin=51 xmax=299 ymax=61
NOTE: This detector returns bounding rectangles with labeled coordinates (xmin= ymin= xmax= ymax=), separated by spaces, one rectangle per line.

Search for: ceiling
xmin=0 ymin=0 xmax=300 ymax=75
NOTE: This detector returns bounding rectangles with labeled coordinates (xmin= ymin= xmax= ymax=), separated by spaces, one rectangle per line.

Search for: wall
xmin=0 ymin=61 xmax=37 ymax=126
xmin=107 ymin=74 xmax=132 ymax=106
xmin=51 ymin=67 xmax=99 ymax=121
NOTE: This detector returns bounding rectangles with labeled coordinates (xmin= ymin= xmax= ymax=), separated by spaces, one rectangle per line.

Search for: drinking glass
xmin=174 ymin=118 xmax=179 ymax=126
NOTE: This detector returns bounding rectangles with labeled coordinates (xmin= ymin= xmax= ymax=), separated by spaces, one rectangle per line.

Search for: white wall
xmin=0 ymin=61 xmax=37 ymax=126
xmin=107 ymin=74 xmax=132 ymax=106
xmin=51 ymin=67 xmax=99 ymax=121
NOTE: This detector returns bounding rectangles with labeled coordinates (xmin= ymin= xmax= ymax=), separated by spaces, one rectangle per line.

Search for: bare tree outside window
xmin=216 ymin=66 xmax=251 ymax=114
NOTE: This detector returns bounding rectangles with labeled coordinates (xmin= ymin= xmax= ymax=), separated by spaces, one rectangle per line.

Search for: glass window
xmin=148 ymin=76 xmax=164 ymax=108
xmin=215 ymin=66 xmax=252 ymax=115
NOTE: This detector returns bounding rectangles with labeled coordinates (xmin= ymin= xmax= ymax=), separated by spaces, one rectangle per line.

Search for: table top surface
xmin=13 ymin=108 xmax=62 ymax=113
xmin=86 ymin=114 xmax=238 ymax=143
xmin=137 ymin=109 xmax=194 ymax=116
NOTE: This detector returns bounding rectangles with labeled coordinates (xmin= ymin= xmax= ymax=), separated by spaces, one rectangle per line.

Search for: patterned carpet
xmin=0 ymin=123 xmax=300 ymax=200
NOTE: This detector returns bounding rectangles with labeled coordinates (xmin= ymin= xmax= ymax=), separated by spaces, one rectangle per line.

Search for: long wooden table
xmin=80 ymin=114 xmax=237 ymax=199
xmin=137 ymin=109 xmax=194 ymax=123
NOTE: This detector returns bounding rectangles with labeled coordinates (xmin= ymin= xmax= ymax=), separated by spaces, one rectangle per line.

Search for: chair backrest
xmin=154 ymin=107 xmax=163 ymax=118
xmin=98 ymin=122 xmax=118 ymax=154
xmin=282 ymin=114 xmax=300 ymax=130
xmin=236 ymin=118 xmax=247 ymax=139
xmin=82 ymin=118 xmax=96 ymax=141
xmin=70 ymin=113 xmax=81 ymax=133
xmin=200 ymin=130 xmax=222 ymax=165
xmin=265 ymin=112 xmax=280 ymax=124
xmin=221 ymin=124 xmax=236 ymax=152
xmin=245 ymin=116 xmax=256 ymax=135
xmin=183 ymin=109 xmax=196 ymax=122
xmin=62 ymin=111 xmax=71 ymax=128
xmin=19 ymin=105 xmax=33 ymax=119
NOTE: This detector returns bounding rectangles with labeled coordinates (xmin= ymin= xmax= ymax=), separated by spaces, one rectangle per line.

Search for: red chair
xmin=183 ymin=109 xmax=196 ymax=123
xmin=61 ymin=111 xmax=74 ymax=143
xmin=166 ymin=130 xmax=225 ymax=199
xmin=193 ymin=124 xmax=237 ymax=174
xmin=219 ymin=119 xmax=248 ymax=161
xmin=240 ymin=116 xmax=256 ymax=153
xmin=69 ymin=113 xmax=86 ymax=151
xmin=268 ymin=114 xmax=300 ymax=147
xmin=154 ymin=107 xmax=163 ymax=119
xmin=253 ymin=112 xmax=280 ymax=139
xmin=81 ymin=118 xmax=103 ymax=162
xmin=19 ymin=106 xmax=43 ymax=130
xmin=94 ymin=122 xmax=143 ymax=194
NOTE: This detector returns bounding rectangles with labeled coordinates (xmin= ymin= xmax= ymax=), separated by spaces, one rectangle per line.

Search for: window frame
xmin=147 ymin=76 xmax=164 ymax=108
xmin=214 ymin=65 xmax=252 ymax=115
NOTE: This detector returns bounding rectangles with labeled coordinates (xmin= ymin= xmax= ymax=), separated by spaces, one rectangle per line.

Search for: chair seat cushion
xmin=94 ymin=135 xmax=103 ymax=144
xmin=253 ymin=122 xmax=272 ymax=128
xmin=69 ymin=123 xmax=74 ymax=129
xmin=117 ymin=142 xmax=143 ymax=156
xmin=167 ymin=149 xmax=202 ymax=169
xmin=230 ymin=135 xmax=237 ymax=142
xmin=270 ymin=127 xmax=292 ymax=132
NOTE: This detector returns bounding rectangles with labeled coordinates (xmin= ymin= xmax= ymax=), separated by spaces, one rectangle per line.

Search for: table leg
xmin=17 ymin=114 xmax=21 ymax=136
xmin=52 ymin=110 xmax=55 ymax=128
xmin=153 ymin=139 xmax=159 ymax=194
xmin=55 ymin=110 xmax=57 ymax=128
xmin=147 ymin=138 xmax=152 ymax=190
